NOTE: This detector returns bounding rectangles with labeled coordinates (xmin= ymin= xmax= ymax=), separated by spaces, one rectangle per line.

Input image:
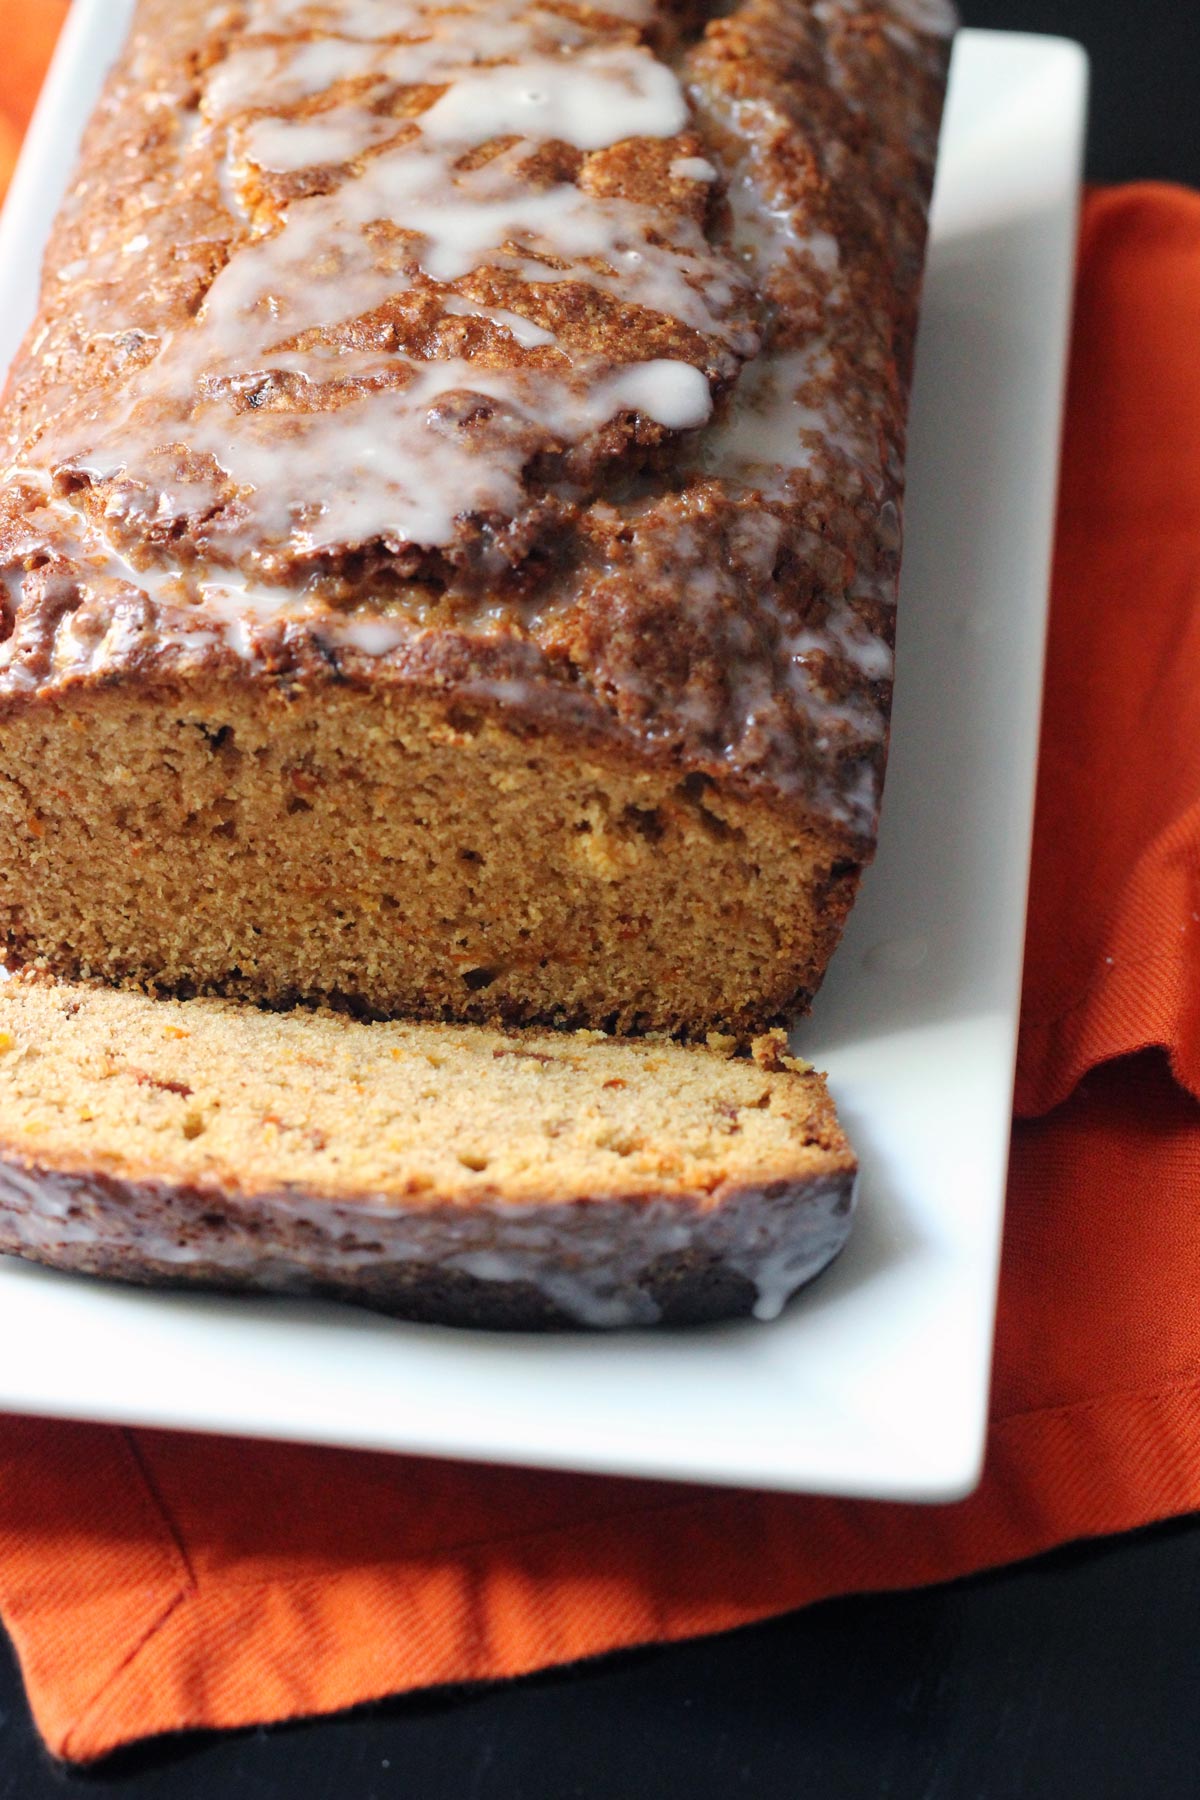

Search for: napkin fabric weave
xmin=5 ymin=11 xmax=1200 ymax=1762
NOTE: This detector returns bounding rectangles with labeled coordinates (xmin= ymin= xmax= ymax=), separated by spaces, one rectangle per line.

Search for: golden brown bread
xmin=0 ymin=975 xmax=857 ymax=1327
xmin=0 ymin=0 xmax=952 ymax=1034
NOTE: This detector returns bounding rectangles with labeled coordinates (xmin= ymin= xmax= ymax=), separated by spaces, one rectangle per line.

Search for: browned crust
xmin=0 ymin=0 xmax=952 ymax=838
xmin=0 ymin=1148 xmax=857 ymax=1329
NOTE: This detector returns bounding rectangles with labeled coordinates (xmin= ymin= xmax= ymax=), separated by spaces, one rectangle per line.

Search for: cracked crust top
xmin=0 ymin=0 xmax=952 ymax=839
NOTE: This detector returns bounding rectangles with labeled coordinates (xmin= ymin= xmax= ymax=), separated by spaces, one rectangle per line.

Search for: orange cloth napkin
xmin=6 ymin=16 xmax=1200 ymax=1765
xmin=0 ymin=5 xmax=62 ymax=198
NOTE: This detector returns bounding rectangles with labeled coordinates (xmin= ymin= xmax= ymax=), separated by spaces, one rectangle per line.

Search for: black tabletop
xmin=3 ymin=2 xmax=1196 ymax=1794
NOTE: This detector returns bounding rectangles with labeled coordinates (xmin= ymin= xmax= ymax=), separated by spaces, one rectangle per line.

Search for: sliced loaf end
xmin=0 ymin=976 xmax=856 ymax=1328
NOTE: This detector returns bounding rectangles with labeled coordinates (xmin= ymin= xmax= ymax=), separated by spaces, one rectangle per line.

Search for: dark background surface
xmin=967 ymin=0 xmax=1200 ymax=188
xmin=3 ymin=1 xmax=1198 ymax=1794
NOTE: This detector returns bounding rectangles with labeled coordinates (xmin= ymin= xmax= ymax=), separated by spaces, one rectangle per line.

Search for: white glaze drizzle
xmin=153 ymin=355 xmax=713 ymax=555
xmin=0 ymin=0 xmax=933 ymax=840
xmin=812 ymin=0 xmax=957 ymax=37
xmin=419 ymin=48 xmax=689 ymax=151
xmin=676 ymin=100 xmax=897 ymax=812
xmin=437 ymin=293 xmax=556 ymax=348
xmin=239 ymin=112 xmax=404 ymax=171
xmin=891 ymin=0 xmax=957 ymax=31
xmin=699 ymin=346 xmax=878 ymax=490
xmin=0 ymin=1156 xmax=855 ymax=1330
xmin=24 ymin=0 xmax=744 ymax=573
xmin=669 ymin=155 xmax=718 ymax=183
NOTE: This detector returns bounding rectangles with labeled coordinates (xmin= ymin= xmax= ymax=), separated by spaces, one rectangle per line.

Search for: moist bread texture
xmin=0 ymin=975 xmax=857 ymax=1327
xmin=0 ymin=0 xmax=952 ymax=1034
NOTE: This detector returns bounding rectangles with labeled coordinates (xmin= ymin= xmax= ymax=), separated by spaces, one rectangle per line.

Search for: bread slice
xmin=0 ymin=977 xmax=856 ymax=1329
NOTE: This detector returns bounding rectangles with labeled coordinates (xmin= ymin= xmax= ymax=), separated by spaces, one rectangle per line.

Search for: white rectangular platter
xmin=0 ymin=17 xmax=1086 ymax=1500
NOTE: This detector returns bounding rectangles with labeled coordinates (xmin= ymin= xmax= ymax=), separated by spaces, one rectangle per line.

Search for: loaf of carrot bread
xmin=0 ymin=975 xmax=856 ymax=1327
xmin=0 ymin=0 xmax=952 ymax=1034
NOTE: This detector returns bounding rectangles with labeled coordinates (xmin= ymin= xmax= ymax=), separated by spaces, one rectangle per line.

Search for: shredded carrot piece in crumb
xmin=163 ymin=1027 xmax=189 ymax=1040
xmin=26 ymin=815 xmax=44 ymax=838
xmin=0 ymin=1033 xmax=15 ymax=1053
